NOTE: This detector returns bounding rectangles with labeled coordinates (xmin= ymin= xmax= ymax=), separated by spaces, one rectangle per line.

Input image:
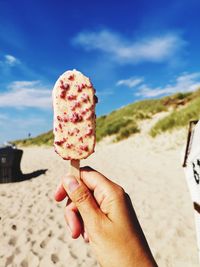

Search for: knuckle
xmin=74 ymin=187 xmax=91 ymax=205
xmin=114 ymin=185 xmax=125 ymax=199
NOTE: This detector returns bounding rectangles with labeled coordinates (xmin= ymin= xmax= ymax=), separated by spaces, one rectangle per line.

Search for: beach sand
xmin=0 ymin=117 xmax=199 ymax=267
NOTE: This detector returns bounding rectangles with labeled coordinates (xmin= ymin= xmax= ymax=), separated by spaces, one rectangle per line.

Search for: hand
xmin=55 ymin=166 xmax=157 ymax=267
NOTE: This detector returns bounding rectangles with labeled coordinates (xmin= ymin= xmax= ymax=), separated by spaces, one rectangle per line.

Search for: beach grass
xmin=12 ymin=89 xmax=200 ymax=146
xmin=150 ymin=96 xmax=200 ymax=137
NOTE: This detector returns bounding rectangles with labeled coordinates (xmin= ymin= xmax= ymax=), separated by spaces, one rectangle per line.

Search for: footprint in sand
xmin=1 ymin=191 xmax=6 ymax=197
xmin=57 ymin=222 xmax=62 ymax=229
xmin=28 ymin=228 xmax=33 ymax=234
xmin=58 ymin=233 xmax=65 ymax=242
xmin=86 ymin=251 xmax=91 ymax=258
xmin=26 ymin=208 xmax=31 ymax=214
xmin=69 ymin=250 xmax=78 ymax=259
xmin=11 ymin=224 xmax=17 ymax=231
xmin=40 ymin=240 xmax=46 ymax=249
xmin=5 ymin=255 xmax=14 ymax=266
xmin=31 ymin=241 xmax=36 ymax=246
xmin=48 ymin=230 xmax=52 ymax=238
xmin=15 ymin=247 xmax=21 ymax=255
xmin=8 ymin=237 xmax=17 ymax=246
xmin=51 ymin=254 xmax=59 ymax=264
xmin=48 ymin=215 xmax=54 ymax=220
xmin=21 ymin=259 xmax=28 ymax=267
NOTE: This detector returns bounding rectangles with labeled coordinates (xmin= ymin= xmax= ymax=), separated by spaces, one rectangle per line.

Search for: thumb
xmin=62 ymin=175 xmax=100 ymax=226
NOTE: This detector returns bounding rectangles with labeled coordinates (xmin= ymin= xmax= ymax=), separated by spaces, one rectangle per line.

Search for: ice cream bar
xmin=52 ymin=69 xmax=96 ymax=162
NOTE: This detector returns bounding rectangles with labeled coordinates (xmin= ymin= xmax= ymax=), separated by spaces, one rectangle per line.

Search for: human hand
xmin=55 ymin=166 xmax=157 ymax=267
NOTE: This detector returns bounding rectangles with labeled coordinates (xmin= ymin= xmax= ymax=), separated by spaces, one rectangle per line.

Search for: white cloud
xmin=0 ymin=80 xmax=52 ymax=109
xmin=96 ymin=89 xmax=114 ymax=96
xmin=10 ymin=80 xmax=40 ymax=90
xmin=136 ymin=72 xmax=200 ymax=97
xmin=4 ymin=54 xmax=20 ymax=66
xmin=73 ymin=30 xmax=186 ymax=64
xmin=116 ymin=77 xmax=144 ymax=88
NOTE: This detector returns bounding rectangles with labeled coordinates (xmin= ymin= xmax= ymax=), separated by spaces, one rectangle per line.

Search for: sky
xmin=0 ymin=0 xmax=200 ymax=144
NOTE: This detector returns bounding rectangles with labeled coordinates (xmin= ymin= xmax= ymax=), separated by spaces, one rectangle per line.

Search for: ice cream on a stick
xmin=52 ymin=69 xmax=97 ymax=178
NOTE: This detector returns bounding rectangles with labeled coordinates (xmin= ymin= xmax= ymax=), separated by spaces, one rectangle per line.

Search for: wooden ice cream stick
xmin=70 ymin=160 xmax=80 ymax=180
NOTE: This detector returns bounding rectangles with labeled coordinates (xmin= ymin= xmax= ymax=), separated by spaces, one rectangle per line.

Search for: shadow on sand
xmin=0 ymin=169 xmax=48 ymax=184
xmin=18 ymin=169 xmax=48 ymax=182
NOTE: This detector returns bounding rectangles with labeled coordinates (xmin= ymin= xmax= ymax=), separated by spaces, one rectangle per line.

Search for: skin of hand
xmin=55 ymin=166 xmax=158 ymax=267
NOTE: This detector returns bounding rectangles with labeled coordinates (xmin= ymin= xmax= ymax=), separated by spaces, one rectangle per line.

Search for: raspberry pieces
xmin=53 ymin=69 xmax=96 ymax=160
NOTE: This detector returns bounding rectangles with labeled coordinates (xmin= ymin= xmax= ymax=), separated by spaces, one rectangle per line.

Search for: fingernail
xmin=63 ymin=175 xmax=79 ymax=193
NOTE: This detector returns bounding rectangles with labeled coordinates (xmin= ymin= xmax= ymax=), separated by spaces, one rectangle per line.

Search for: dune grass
xmin=13 ymin=130 xmax=53 ymax=147
xmin=150 ymin=96 xmax=200 ymax=137
xmin=12 ymin=89 xmax=200 ymax=146
xmin=96 ymin=98 xmax=167 ymax=141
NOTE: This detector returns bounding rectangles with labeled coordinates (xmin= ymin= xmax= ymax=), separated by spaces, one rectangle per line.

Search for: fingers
xmin=55 ymin=178 xmax=92 ymax=241
xmin=80 ymin=166 xmax=124 ymax=193
xmin=54 ymin=182 xmax=67 ymax=202
xmin=80 ymin=166 xmax=124 ymax=209
xmin=62 ymin=175 xmax=102 ymax=227
xmin=80 ymin=166 xmax=114 ymax=191
xmin=55 ymin=167 xmax=117 ymax=240
xmin=64 ymin=201 xmax=82 ymax=239
xmin=55 ymin=166 xmax=118 ymax=203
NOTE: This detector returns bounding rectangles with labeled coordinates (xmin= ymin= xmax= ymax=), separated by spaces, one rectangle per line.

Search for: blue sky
xmin=0 ymin=0 xmax=200 ymax=144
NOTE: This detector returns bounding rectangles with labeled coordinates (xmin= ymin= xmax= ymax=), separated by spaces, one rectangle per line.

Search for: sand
xmin=0 ymin=116 xmax=199 ymax=267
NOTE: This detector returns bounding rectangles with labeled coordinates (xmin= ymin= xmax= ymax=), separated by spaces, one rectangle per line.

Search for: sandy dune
xmin=0 ymin=117 xmax=199 ymax=266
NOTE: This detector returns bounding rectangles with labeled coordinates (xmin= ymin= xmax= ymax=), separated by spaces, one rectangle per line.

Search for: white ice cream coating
xmin=52 ymin=69 xmax=96 ymax=160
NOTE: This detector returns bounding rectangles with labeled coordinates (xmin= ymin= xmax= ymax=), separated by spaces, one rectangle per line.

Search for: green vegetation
xmin=13 ymin=130 xmax=53 ymax=147
xmin=96 ymin=98 xmax=167 ymax=142
xmin=12 ymin=88 xmax=200 ymax=146
xmin=115 ymin=122 xmax=140 ymax=141
xmin=150 ymin=96 xmax=200 ymax=137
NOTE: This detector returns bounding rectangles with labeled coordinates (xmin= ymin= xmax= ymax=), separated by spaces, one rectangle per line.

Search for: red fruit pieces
xmin=67 ymin=94 xmax=77 ymax=101
xmin=68 ymin=74 xmax=74 ymax=81
xmin=71 ymin=101 xmax=81 ymax=111
xmin=81 ymin=93 xmax=90 ymax=103
xmin=80 ymin=144 xmax=88 ymax=151
xmin=68 ymin=130 xmax=74 ymax=136
xmin=57 ymin=115 xmax=63 ymax=122
xmin=78 ymin=137 xmax=83 ymax=143
xmin=60 ymin=90 xmax=67 ymax=99
xmin=66 ymin=143 xmax=73 ymax=149
xmin=81 ymin=83 xmax=86 ymax=89
xmin=60 ymin=80 xmax=70 ymax=99
xmin=55 ymin=138 xmax=66 ymax=146
xmin=77 ymin=85 xmax=82 ymax=92
xmin=63 ymin=156 xmax=72 ymax=160
xmin=60 ymin=80 xmax=70 ymax=89
xmin=85 ymin=128 xmax=93 ymax=137
xmin=69 ymin=113 xmax=82 ymax=123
